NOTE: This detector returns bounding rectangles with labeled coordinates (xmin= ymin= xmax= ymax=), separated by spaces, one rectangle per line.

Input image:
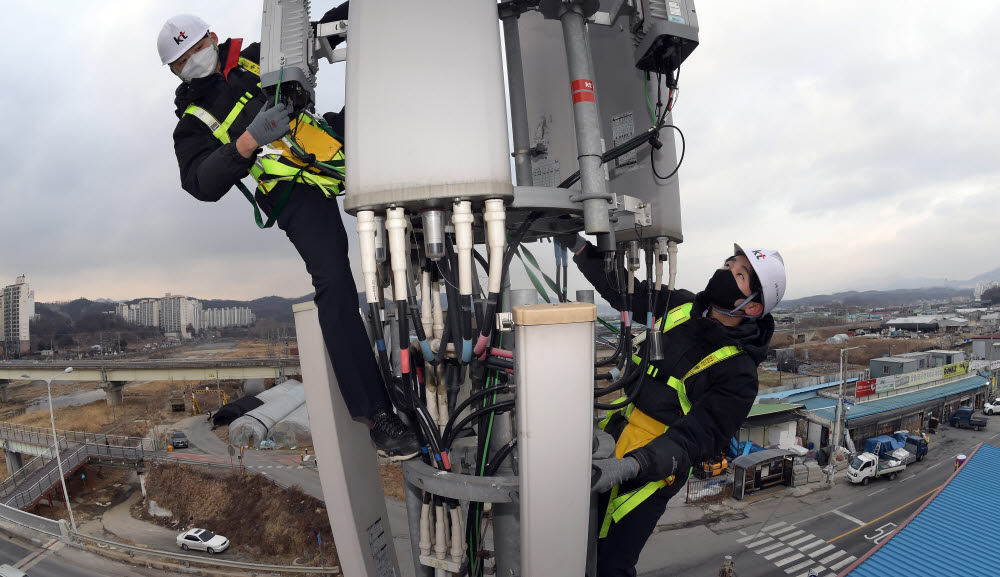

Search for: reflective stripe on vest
xmin=599 ymin=303 xmax=744 ymax=538
xmin=181 ymin=61 xmax=344 ymax=198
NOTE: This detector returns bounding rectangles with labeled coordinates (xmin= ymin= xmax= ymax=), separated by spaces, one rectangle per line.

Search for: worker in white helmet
xmin=157 ymin=7 xmax=420 ymax=461
xmin=559 ymin=235 xmax=786 ymax=576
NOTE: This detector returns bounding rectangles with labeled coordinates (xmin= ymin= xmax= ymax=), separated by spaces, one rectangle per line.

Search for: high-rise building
xmin=200 ymin=306 xmax=255 ymax=329
xmin=2 ymin=275 xmax=32 ymax=356
xmin=975 ymin=280 xmax=999 ymax=301
xmin=158 ymin=294 xmax=202 ymax=338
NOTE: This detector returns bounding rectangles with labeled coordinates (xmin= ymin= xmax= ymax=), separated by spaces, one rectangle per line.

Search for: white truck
xmin=846 ymin=452 xmax=906 ymax=485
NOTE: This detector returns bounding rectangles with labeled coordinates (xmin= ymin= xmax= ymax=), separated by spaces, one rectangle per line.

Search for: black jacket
xmin=575 ymin=243 xmax=775 ymax=483
xmin=171 ymin=3 xmax=348 ymax=205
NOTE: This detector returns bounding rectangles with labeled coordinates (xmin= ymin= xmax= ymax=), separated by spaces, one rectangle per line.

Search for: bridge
xmin=0 ymin=422 xmax=150 ymax=511
xmin=0 ymin=358 xmax=300 ymax=405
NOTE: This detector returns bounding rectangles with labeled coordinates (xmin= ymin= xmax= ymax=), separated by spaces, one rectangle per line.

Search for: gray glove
xmin=554 ymin=233 xmax=586 ymax=254
xmin=591 ymin=455 xmax=640 ymax=493
xmin=246 ymin=101 xmax=293 ymax=147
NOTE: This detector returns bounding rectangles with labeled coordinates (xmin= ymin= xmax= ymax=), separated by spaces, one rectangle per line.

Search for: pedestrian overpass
xmin=0 ymin=422 xmax=150 ymax=511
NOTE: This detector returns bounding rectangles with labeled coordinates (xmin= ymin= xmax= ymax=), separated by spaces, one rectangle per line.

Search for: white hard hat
xmin=158 ymin=14 xmax=210 ymax=65
xmin=735 ymin=244 xmax=786 ymax=316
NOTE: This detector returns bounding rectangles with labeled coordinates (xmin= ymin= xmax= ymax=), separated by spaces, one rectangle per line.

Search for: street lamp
xmin=831 ymin=346 xmax=866 ymax=483
xmin=21 ymin=367 xmax=76 ymax=531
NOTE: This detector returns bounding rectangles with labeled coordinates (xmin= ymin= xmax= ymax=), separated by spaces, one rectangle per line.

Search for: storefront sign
xmin=990 ymin=360 xmax=1000 ymax=371
xmin=942 ymin=361 xmax=969 ymax=378
xmin=856 ymin=379 xmax=876 ymax=398
xmin=875 ymin=375 xmax=896 ymax=393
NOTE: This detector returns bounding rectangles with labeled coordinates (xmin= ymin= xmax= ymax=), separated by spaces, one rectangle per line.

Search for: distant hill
xmin=781 ymin=286 xmax=973 ymax=308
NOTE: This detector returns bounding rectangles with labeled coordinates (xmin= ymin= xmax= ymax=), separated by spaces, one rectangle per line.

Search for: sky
xmin=3 ymin=1 xmax=999 ymax=304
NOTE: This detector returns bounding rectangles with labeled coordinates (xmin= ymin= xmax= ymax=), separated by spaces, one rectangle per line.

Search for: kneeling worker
xmin=157 ymin=9 xmax=419 ymax=460
xmin=558 ymin=235 xmax=785 ymax=576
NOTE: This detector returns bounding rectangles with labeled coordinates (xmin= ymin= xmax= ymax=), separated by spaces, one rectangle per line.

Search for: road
xmin=0 ymin=532 xmax=176 ymax=576
xmin=636 ymin=422 xmax=993 ymax=577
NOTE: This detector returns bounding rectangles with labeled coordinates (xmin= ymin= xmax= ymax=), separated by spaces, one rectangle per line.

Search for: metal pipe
xmin=502 ymin=12 xmax=534 ymax=187
xmin=560 ymin=5 xmax=611 ymax=234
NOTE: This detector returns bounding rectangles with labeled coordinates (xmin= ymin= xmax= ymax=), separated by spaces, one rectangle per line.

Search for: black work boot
xmin=370 ymin=408 xmax=420 ymax=461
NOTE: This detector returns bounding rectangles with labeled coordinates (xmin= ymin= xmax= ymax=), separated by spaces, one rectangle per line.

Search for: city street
xmin=637 ymin=421 xmax=995 ymax=577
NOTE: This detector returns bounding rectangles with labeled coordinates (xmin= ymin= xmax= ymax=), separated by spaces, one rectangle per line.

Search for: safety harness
xmin=181 ymin=39 xmax=345 ymax=228
xmin=597 ymin=302 xmax=743 ymax=538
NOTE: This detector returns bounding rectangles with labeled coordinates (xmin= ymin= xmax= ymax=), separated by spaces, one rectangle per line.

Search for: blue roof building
xmin=842 ymin=443 xmax=1000 ymax=575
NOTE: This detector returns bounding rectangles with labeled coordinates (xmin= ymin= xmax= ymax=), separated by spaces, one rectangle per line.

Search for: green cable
xmin=274 ymin=66 xmax=284 ymax=106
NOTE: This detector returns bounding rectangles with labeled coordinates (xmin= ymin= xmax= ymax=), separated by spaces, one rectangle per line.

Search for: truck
xmin=846 ymin=452 xmax=906 ymax=485
xmin=950 ymin=407 xmax=987 ymax=430
xmin=892 ymin=432 xmax=928 ymax=462
xmin=863 ymin=436 xmax=910 ymax=463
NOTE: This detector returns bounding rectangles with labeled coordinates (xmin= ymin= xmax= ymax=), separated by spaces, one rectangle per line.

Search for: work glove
xmin=247 ymin=101 xmax=294 ymax=147
xmin=591 ymin=455 xmax=640 ymax=493
xmin=553 ymin=233 xmax=587 ymax=255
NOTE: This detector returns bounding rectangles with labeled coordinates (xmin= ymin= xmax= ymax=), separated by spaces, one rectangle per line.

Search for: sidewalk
xmin=93 ymin=491 xmax=178 ymax=551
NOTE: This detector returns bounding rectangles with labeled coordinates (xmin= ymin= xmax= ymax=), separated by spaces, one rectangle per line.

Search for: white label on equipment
xmin=532 ymin=159 xmax=562 ymax=188
xmin=367 ymin=518 xmax=396 ymax=577
xmin=611 ymin=111 xmax=638 ymax=174
xmin=669 ymin=1 xmax=682 ymax=16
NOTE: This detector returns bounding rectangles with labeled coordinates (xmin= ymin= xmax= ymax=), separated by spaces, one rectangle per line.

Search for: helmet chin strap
xmin=711 ymin=291 xmax=760 ymax=318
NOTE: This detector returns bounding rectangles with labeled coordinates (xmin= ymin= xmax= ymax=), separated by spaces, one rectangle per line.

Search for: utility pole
xmin=831 ymin=344 xmax=866 ymax=484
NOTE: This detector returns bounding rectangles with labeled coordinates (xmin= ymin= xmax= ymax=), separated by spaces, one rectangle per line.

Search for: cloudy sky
xmin=3 ymin=1 xmax=998 ymax=304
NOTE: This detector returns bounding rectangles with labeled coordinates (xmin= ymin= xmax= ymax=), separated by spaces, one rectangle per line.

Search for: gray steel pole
xmin=560 ymin=5 xmax=612 ymax=234
xmin=502 ymin=13 xmax=534 ymax=187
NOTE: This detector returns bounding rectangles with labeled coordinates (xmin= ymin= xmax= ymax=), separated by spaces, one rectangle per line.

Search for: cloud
xmin=1 ymin=0 xmax=997 ymax=307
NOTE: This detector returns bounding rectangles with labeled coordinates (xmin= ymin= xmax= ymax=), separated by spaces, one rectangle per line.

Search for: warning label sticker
xmin=532 ymin=159 xmax=562 ymax=188
xmin=611 ymin=111 xmax=638 ymax=173
xmin=367 ymin=518 xmax=396 ymax=577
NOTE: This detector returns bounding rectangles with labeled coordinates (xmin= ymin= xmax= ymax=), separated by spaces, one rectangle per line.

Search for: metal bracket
xmin=496 ymin=312 xmax=515 ymax=332
xmin=315 ymin=20 xmax=348 ymax=64
xmin=612 ymin=194 xmax=652 ymax=231
xmin=402 ymin=460 xmax=519 ymax=503
xmin=538 ymin=0 xmax=600 ymax=19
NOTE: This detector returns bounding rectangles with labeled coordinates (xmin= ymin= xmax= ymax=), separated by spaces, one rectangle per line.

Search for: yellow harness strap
xmin=598 ymin=304 xmax=744 ymax=538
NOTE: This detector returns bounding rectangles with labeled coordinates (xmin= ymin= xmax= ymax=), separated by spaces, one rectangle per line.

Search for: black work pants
xmin=596 ymin=483 xmax=681 ymax=577
xmin=261 ymin=183 xmax=390 ymax=421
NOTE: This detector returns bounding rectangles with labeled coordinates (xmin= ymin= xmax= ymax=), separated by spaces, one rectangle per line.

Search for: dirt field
xmin=139 ymin=461 xmax=338 ymax=564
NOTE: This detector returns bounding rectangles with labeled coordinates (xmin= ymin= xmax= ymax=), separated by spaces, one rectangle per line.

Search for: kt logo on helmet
xmin=173 ymin=31 xmax=188 ymax=45
xmin=752 ymin=250 xmax=766 ymax=260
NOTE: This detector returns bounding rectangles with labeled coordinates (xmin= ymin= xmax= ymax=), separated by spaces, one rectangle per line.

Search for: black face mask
xmin=705 ymin=268 xmax=749 ymax=311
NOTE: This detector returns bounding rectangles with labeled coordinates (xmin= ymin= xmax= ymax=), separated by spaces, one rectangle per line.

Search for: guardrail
xmin=72 ymin=532 xmax=339 ymax=574
xmin=0 ymin=421 xmax=154 ymax=452
xmin=0 ymin=496 xmax=340 ymax=574
xmin=0 ymin=502 xmax=64 ymax=537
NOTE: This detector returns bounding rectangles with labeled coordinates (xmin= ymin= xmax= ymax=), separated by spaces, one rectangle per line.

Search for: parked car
xmin=950 ymin=407 xmax=987 ymax=430
xmin=177 ymin=528 xmax=230 ymax=554
xmin=0 ymin=564 xmax=27 ymax=577
xmin=170 ymin=431 xmax=189 ymax=449
xmin=983 ymin=397 xmax=1000 ymax=415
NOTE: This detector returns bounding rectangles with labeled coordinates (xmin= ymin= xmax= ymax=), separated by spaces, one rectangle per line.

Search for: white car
xmin=177 ymin=528 xmax=230 ymax=554
xmin=984 ymin=398 xmax=1000 ymax=415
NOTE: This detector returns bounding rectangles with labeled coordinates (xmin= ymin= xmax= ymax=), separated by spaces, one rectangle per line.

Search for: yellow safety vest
xmin=598 ymin=302 xmax=743 ymax=538
xmin=182 ymin=56 xmax=345 ymax=227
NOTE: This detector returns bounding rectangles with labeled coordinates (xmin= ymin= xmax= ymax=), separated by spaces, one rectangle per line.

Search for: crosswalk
xmin=737 ymin=521 xmax=856 ymax=577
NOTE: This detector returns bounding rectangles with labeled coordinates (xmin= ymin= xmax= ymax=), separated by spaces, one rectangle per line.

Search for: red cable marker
xmin=571 ymin=78 xmax=596 ymax=103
